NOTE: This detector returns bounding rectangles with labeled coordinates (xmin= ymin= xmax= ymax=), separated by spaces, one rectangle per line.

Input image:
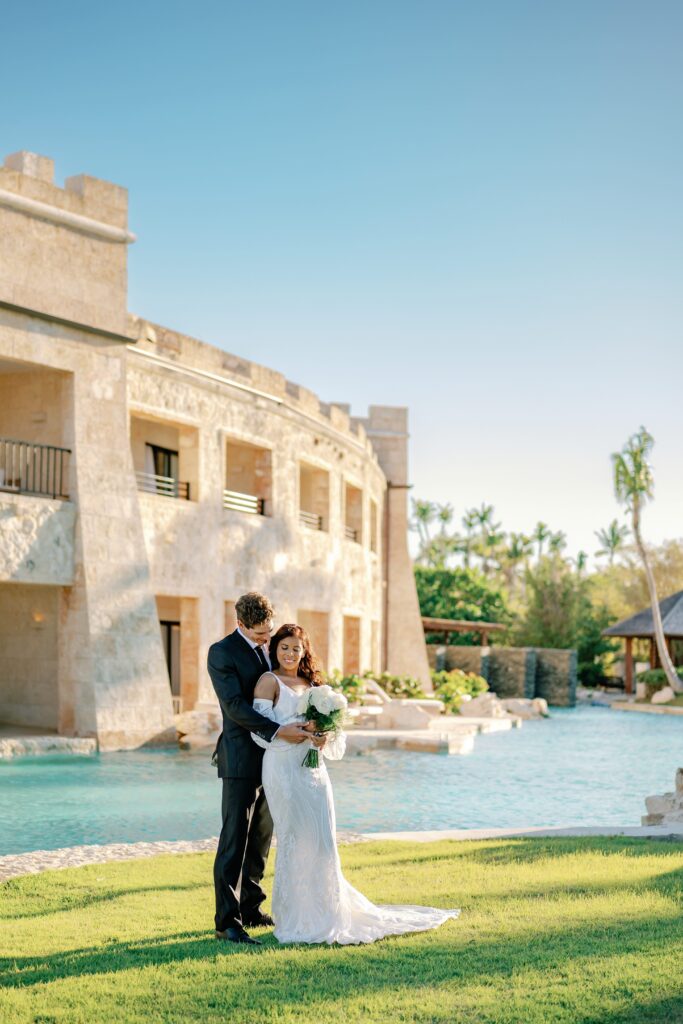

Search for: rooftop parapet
xmin=127 ymin=315 xmax=379 ymax=460
xmin=0 ymin=150 xmax=132 ymax=335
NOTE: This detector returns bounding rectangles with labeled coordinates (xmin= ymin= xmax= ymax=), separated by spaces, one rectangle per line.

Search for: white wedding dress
xmin=251 ymin=674 xmax=459 ymax=945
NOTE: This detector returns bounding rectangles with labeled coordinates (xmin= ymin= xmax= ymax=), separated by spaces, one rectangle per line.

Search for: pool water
xmin=1 ymin=706 xmax=682 ymax=855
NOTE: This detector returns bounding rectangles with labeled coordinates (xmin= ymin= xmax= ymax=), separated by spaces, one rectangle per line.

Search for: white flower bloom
xmin=296 ymin=692 xmax=311 ymax=715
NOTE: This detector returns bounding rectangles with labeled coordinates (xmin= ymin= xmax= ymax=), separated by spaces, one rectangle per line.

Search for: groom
xmin=208 ymin=591 xmax=308 ymax=944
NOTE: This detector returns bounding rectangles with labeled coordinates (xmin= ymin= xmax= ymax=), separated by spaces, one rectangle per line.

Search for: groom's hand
xmin=276 ymin=723 xmax=309 ymax=744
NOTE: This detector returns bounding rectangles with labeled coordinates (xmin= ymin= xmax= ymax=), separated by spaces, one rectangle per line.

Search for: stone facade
xmin=0 ymin=150 xmax=429 ymax=750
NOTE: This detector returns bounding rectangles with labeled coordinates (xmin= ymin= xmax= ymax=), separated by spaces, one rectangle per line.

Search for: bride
xmin=251 ymin=622 xmax=459 ymax=945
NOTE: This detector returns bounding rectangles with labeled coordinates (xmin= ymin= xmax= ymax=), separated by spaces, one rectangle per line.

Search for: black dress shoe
xmin=242 ymin=911 xmax=274 ymax=927
xmin=215 ymin=926 xmax=261 ymax=945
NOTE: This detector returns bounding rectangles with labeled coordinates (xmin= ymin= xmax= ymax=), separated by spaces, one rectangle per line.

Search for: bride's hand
xmin=311 ymin=732 xmax=328 ymax=750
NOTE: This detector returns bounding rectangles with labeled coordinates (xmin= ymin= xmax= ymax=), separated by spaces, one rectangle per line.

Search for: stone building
xmin=0 ymin=150 xmax=429 ymax=750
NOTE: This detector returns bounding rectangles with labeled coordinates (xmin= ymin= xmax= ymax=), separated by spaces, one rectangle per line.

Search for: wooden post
xmin=624 ymin=636 xmax=633 ymax=695
xmin=480 ymin=630 xmax=489 ymax=647
xmin=650 ymin=637 xmax=657 ymax=669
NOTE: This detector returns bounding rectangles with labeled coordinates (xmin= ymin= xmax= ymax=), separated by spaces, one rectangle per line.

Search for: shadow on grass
xmin=359 ymin=837 xmax=683 ymax=873
xmin=2 ymin=903 xmax=683 ymax=1005
xmin=0 ymin=880 xmax=209 ymax=921
xmin=576 ymin=992 xmax=683 ymax=1024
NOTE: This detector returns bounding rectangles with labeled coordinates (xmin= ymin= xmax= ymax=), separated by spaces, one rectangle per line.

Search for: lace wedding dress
xmin=252 ymin=674 xmax=459 ymax=945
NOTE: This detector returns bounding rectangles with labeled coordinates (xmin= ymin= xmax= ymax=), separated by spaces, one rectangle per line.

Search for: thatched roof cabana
xmin=602 ymin=590 xmax=683 ymax=692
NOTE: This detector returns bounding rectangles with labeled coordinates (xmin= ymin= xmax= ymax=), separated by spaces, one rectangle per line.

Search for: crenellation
xmin=4 ymin=151 xmax=55 ymax=184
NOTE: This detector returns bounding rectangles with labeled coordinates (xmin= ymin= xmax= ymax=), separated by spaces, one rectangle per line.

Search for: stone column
xmin=360 ymin=406 xmax=431 ymax=689
xmin=59 ymin=343 xmax=176 ymax=749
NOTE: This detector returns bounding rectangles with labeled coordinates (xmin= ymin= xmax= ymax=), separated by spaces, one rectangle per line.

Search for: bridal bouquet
xmin=296 ymin=685 xmax=348 ymax=768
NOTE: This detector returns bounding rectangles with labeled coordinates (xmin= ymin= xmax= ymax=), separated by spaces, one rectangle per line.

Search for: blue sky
xmin=3 ymin=0 xmax=682 ymax=558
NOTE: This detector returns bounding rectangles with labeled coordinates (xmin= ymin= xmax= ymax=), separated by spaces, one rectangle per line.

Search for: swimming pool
xmin=2 ymin=706 xmax=681 ymax=855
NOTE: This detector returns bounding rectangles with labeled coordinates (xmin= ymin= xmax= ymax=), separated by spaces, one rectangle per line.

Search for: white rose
xmin=296 ymin=692 xmax=311 ymax=715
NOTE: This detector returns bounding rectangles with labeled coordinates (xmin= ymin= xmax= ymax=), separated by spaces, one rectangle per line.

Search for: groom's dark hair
xmin=235 ymin=592 xmax=274 ymax=628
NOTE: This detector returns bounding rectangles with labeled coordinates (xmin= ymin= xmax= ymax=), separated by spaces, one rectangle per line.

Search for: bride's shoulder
xmin=254 ymin=672 xmax=278 ymax=699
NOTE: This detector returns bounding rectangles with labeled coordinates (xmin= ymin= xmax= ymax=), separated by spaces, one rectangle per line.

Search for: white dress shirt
xmin=237 ymin=627 xmax=272 ymax=669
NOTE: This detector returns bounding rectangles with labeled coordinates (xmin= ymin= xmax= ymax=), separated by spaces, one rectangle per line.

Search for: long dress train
xmin=252 ymin=674 xmax=459 ymax=945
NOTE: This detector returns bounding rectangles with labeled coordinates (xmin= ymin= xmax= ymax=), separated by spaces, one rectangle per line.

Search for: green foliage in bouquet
xmin=431 ymin=669 xmax=489 ymax=713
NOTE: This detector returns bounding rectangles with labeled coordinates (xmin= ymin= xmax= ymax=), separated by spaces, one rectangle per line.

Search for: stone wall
xmin=426 ymin=643 xmax=577 ymax=705
xmin=0 ymin=366 xmax=70 ymax=448
xmin=0 ymin=493 xmax=75 ymax=585
xmin=0 ymin=583 xmax=59 ymax=728
xmin=534 ymin=648 xmax=577 ymax=707
xmin=488 ymin=647 xmax=537 ymax=699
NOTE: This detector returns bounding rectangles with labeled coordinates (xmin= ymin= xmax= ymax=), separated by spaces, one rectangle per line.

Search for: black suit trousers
xmin=213 ymin=777 xmax=274 ymax=931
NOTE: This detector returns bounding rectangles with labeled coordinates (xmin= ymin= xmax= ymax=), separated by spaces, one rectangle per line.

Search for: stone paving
xmin=0 ymin=831 xmax=368 ymax=883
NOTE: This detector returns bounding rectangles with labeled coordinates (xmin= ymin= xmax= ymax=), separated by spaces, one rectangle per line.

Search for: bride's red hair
xmin=269 ymin=624 xmax=323 ymax=686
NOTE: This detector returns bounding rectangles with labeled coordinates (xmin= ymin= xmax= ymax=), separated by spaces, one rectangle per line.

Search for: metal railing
xmin=223 ymin=489 xmax=265 ymax=515
xmin=136 ymin=471 xmax=190 ymax=500
xmin=344 ymin=525 xmax=359 ymax=542
xmin=0 ymin=438 xmax=70 ymax=499
xmin=171 ymin=695 xmax=183 ymax=715
xmin=299 ymin=509 xmax=324 ymax=530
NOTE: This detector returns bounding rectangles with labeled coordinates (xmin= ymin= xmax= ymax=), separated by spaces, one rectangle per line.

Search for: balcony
xmin=0 ymin=438 xmax=70 ymax=500
xmin=300 ymin=509 xmax=323 ymax=530
xmin=299 ymin=462 xmax=329 ymax=533
xmin=225 ymin=438 xmax=271 ymax=517
xmin=344 ymin=525 xmax=358 ymax=542
xmin=135 ymin=471 xmax=190 ymax=500
xmin=223 ymin=489 xmax=265 ymax=515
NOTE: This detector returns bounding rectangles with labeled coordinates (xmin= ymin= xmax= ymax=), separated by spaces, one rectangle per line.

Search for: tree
xmin=437 ymin=502 xmax=454 ymax=535
xmin=594 ymin=519 xmax=629 ymax=566
xmin=461 ymin=508 xmax=479 ymax=569
xmin=612 ymin=427 xmax=682 ymax=692
xmin=414 ymin=566 xmax=511 ymax=646
xmin=533 ymin=521 xmax=551 ymax=561
xmin=548 ymin=530 xmax=567 ymax=555
xmin=574 ymin=550 xmax=589 ymax=575
xmin=411 ymin=499 xmax=437 ymax=548
xmin=515 ymin=557 xmax=618 ymax=685
xmin=501 ymin=532 xmax=534 ymax=595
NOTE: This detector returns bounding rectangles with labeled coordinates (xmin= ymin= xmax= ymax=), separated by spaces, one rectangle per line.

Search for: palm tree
xmin=532 ymin=521 xmax=550 ymax=561
xmin=436 ymin=502 xmax=454 ymax=535
xmin=480 ymin=528 xmax=506 ymax=577
xmin=548 ymin=530 xmax=567 ymax=555
xmin=612 ymin=427 xmax=682 ymax=693
xmin=574 ymin=550 xmax=589 ymax=575
xmin=461 ymin=508 xmax=479 ymax=569
xmin=411 ymin=499 xmax=436 ymax=548
xmin=502 ymin=532 xmax=533 ymax=593
xmin=594 ymin=519 xmax=629 ymax=566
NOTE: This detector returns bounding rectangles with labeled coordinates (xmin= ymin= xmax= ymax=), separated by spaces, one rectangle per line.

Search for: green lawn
xmin=2 ymin=838 xmax=683 ymax=1024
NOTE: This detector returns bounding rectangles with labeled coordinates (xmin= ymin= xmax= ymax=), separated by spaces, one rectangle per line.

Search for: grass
xmin=2 ymin=838 xmax=683 ymax=1023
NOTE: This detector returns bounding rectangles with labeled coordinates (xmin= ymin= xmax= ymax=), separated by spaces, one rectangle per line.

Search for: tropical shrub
xmin=325 ymin=669 xmax=366 ymax=705
xmin=635 ymin=666 xmax=683 ymax=700
xmin=431 ymin=669 xmax=489 ymax=713
xmin=414 ymin=566 xmax=511 ymax=645
xmin=370 ymin=671 xmax=426 ymax=699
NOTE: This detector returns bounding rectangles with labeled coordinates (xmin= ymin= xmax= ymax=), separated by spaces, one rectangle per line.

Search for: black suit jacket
xmin=208 ymin=630 xmax=279 ymax=779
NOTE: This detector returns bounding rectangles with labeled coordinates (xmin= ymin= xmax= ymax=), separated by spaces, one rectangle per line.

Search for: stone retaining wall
xmin=534 ymin=648 xmax=577 ymax=707
xmin=426 ymin=643 xmax=577 ymax=705
xmin=488 ymin=647 xmax=537 ymax=699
